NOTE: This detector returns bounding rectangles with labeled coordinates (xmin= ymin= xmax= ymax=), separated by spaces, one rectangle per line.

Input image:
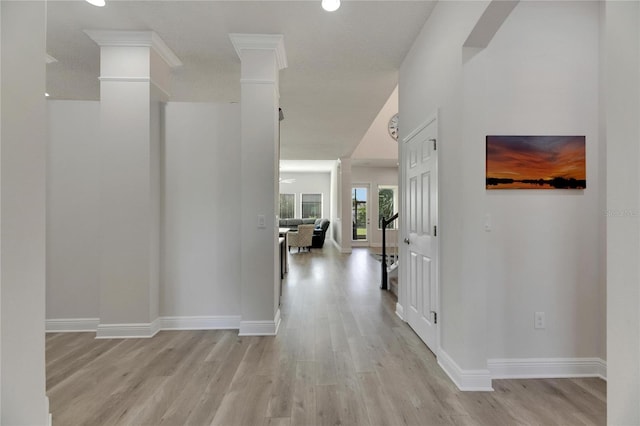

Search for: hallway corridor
xmin=46 ymin=246 xmax=606 ymax=425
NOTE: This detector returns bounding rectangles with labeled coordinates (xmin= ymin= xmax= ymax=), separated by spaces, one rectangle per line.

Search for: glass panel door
xmin=352 ymin=186 xmax=368 ymax=241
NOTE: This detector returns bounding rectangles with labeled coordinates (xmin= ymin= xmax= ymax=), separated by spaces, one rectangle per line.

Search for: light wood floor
xmin=46 ymin=246 xmax=606 ymax=426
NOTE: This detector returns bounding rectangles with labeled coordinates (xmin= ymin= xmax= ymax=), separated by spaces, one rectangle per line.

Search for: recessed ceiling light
xmin=321 ymin=0 xmax=340 ymax=12
xmin=85 ymin=0 xmax=105 ymax=7
xmin=45 ymin=93 xmax=50 ymax=97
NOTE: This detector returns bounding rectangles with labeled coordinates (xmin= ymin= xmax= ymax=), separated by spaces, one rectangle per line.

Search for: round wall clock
xmin=388 ymin=113 xmax=399 ymax=141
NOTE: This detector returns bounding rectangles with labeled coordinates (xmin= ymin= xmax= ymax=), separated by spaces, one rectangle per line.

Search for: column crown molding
xmin=229 ymin=33 xmax=288 ymax=70
xmin=84 ymin=30 xmax=182 ymax=68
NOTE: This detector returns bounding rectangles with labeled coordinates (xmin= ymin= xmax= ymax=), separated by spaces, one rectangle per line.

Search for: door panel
xmin=421 ymin=172 xmax=431 ymax=235
xmin=421 ymin=256 xmax=432 ymax=325
xmin=404 ymin=116 xmax=438 ymax=352
xmin=409 ymin=177 xmax=417 ymax=233
xmin=409 ymin=252 xmax=418 ymax=310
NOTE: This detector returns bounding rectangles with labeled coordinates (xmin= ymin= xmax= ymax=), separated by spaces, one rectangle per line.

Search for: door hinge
xmin=432 ymin=311 xmax=438 ymax=324
xmin=430 ymin=138 xmax=437 ymax=150
xmin=433 ymin=225 xmax=437 ymax=237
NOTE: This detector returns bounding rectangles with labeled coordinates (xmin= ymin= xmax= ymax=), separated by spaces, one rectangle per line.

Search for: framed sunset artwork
xmin=486 ymin=135 xmax=586 ymax=190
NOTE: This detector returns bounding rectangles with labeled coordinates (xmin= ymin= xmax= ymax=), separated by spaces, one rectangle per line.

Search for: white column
xmin=605 ymin=1 xmax=640 ymax=423
xmin=339 ymin=157 xmax=353 ymax=253
xmin=1 ymin=1 xmax=50 ymax=424
xmin=229 ymin=34 xmax=287 ymax=336
xmin=85 ymin=31 xmax=181 ymax=338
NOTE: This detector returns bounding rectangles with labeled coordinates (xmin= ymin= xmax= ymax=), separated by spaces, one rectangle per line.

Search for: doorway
xmin=401 ymin=114 xmax=439 ymax=353
xmin=351 ymin=185 xmax=369 ymax=244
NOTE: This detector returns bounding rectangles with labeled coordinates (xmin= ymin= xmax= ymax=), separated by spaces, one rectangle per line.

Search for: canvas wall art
xmin=486 ymin=135 xmax=586 ymax=189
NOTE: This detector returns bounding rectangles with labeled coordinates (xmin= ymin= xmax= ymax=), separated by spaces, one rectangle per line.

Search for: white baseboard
xmin=46 ymin=396 xmax=51 ymax=426
xmin=437 ymin=349 xmax=493 ymax=391
xmin=96 ymin=318 xmax=160 ymax=339
xmin=46 ymin=318 xmax=100 ymax=333
xmin=47 ymin=312 xmax=283 ymax=338
xmin=395 ymin=302 xmax=405 ymax=321
xmin=488 ymin=357 xmax=607 ymax=380
xmin=160 ymin=315 xmax=241 ymax=330
xmin=239 ymin=309 xmax=281 ymax=336
xmin=330 ymin=239 xmax=352 ymax=253
xmin=369 ymin=243 xmax=399 ymax=249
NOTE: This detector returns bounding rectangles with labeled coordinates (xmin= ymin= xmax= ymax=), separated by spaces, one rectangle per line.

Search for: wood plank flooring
xmin=46 ymin=247 xmax=606 ymax=425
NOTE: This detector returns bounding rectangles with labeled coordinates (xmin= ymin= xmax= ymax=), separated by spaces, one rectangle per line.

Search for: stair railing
xmin=381 ymin=212 xmax=399 ymax=290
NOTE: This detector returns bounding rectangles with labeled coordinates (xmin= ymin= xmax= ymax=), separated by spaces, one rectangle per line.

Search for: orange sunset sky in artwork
xmin=486 ymin=135 xmax=586 ymax=181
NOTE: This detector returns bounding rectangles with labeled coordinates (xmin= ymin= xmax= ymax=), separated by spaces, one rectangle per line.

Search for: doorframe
xmin=397 ymin=111 xmax=441 ymax=354
xmin=351 ymin=183 xmax=371 ymax=247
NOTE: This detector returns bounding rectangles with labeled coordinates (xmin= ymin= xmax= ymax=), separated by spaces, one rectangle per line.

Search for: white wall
xmin=605 ymin=1 xmax=640 ymax=423
xmin=162 ymin=102 xmax=241 ymax=318
xmin=150 ymin=90 xmax=162 ymax=323
xmin=351 ymin=166 xmax=399 ymax=248
xmin=1 ymin=1 xmax=49 ymax=423
xmin=46 ymin=101 xmax=243 ymax=322
xmin=333 ymin=161 xmax=343 ymax=247
xmin=351 ymin=86 xmax=399 ymax=161
xmin=338 ymin=157 xmax=353 ymax=253
xmin=47 ymin=101 xmax=100 ymax=320
xmin=330 ymin=161 xmax=339 ymax=247
xmin=478 ymin=2 xmax=603 ymax=360
xmin=400 ymin=0 xmax=490 ymax=371
xmin=400 ymin=0 xmax=605 ymax=378
xmin=279 ymin=171 xmax=331 ymax=220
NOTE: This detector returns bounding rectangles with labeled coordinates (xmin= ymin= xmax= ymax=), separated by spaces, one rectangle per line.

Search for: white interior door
xmin=403 ymin=116 xmax=438 ymax=352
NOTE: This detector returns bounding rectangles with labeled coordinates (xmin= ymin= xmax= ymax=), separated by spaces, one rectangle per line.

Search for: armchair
xmin=288 ymin=224 xmax=314 ymax=252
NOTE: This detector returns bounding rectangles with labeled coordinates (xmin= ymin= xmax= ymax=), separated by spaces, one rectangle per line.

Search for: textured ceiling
xmin=46 ymin=0 xmax=436 ymax=160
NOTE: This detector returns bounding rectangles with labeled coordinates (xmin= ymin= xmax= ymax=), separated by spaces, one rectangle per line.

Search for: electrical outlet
xmin=534 ymin=311 xmax=545 ymax=329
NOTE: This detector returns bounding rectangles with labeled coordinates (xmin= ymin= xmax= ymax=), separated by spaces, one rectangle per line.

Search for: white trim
xmin=339 ymin=245 xmax=353 ymax=254
xmin=395 ymin=302 xmax=405 ymax=321
xmin=83 ymin=30 xmax=182 ymax=68
xmin=488 ymin=357 xmax=607 ymax=380
xmin=401 ymin=114 xmax=438 ymax=144
xmin=98 ymin=77 xmax=171 ymax=99
xmin=239 ymin=309 xmax=281 ymax=336
xmin=47 ymin=315 xmax=243 ymax=334
xmin=369 ymin=242 xmax=398 ymax=249
xmin=46 ymin=318 xmax=100 ymax=333
xmin=46 ymin=313 xmax=300 ymax=338
xmin=329 ymin=238 xmax=352 ymax=253
xmin=437 ymin=349 xmax=493 ymax=391
xmin=228 ymin=33 xmax=288 ymax=70
xmin=240 ymin=78 xmax=277 ymax=85
xmin=99 ymin=76 xmax=150 ymax=83
xmin=160 ymin=315 xmax=241 ymax=330
xmin=46 ymin=396 xmax=51 ymax=426
xmin=96 ymin=318 xmax=161 ymax=339
xmin=239 ymin=78 xmax=280 ymax=99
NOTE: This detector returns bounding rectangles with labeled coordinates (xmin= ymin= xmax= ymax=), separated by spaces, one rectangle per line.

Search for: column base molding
xmin=238 ymin=309 xmax=281 ymax=336
xmin=437 ymin=349 xmax=494 ymax=392
xmin=95 ymin=318 xmax=161 ymax=339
